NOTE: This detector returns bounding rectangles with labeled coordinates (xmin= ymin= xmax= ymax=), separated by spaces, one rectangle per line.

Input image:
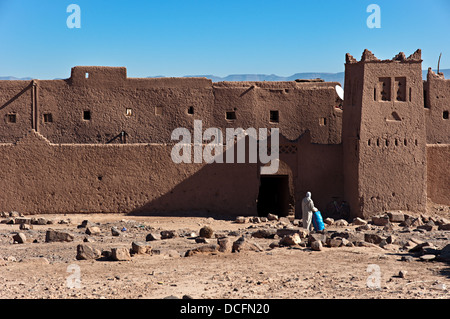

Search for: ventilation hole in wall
xmin=377 ymin=138 xmax=380 ymax=147
xmin=424 ymin=89 xmax=429 ymax=108
xmin=98 ymin=175 xmax=103 ymax=181
xmin=85 ymin=72 xmax=89 ymax=79
xmin=83 ymin=110 xmax=91 ymax=120
xmin=187 ymin=106 xmax=194 ymax=115
xmin=395 ymin=139 xmax=398 ymax=146
xmin=385 ymin=139 xmax=389 ymax=147
xmin=226 ymin=111 xmax=236 ymax=121
xmin=125 ymin=108 xmax=132 ymax=117
xmin=270 ymin=110 xmax=279 ymax=123
xmin=319 ymin=117 xmax=326 ymax=126
xmin=415 ymin=139 xmax=418 ymax=146
xmin=394 ymin=77 xmax=406 ymax=101
xmin=155 ymin=106 xmax=163 ymax=116
xmin=392 ymin=112 xmax=401 ymax=121
xmin=374 ymin=88 xmax=377 ymax=101
xmin=404 ymin=139 xmax=408 ymax=146
xmin=392 ymin=192 xmax=396 ymax=197
xmin=368 ymin=139 xmax=371 ymax=146
xmin=7 ymin=113 xmax=17 ymax=123
xmin=409 ymin=87 xmax=412 ymax=102
xmin=379 ymin=77 xmax=391 ymax=101
xmin=43 ymin=113 xmax=53 ymax=123
xmin=444 ymin=111 xmax=449 ymax=120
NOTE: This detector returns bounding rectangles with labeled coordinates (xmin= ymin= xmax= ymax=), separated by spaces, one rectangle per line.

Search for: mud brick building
xmin=0 ymin=49 xmax=448 ymax=218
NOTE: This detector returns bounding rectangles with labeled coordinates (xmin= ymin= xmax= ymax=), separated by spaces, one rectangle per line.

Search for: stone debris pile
xmin=1 ymin=210 xmax=449 ymax=265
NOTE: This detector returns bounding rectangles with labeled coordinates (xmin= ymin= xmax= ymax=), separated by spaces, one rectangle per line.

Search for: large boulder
xmin=352 ymin=217 xmax=367 ymax=226
xmin=45 ymin=229 xmax=74 ymax=242
xmin=235 ymin=216 xmax=246 ymax=224
xmin=146 ymin=232 xmax=161 ymax=241
xmin=199 ymin=226 xmax=214 ymax=239
xmin=308 ymin=232 xmax=328 ymax=246
xmin=12 ymin=232 xmax=26 ymax=244
xmin=276 ymin=227 xmax=308 ymax=238
xmin=232 ymin=236 xmax=263 ymax=253
xmin=279 ymin=233 xmax=301 ymax=246
xmin=438 ymin=244 xmax=450 ymax=261
xmin=364 ymin=233 xmax=385 ymax=245
xmin=111 ymin=247 xmax=132 ymax=261
xmin=217 ymin=237 xmax=233 ymax=253
xmin=372 ymin=215 xmax=390 ymax=226
xmin=185 ymin=244 xmax=219 ymax=257
xmin=387 ymin=211 xmax=405 ymax=223
xmin=85 ymin=226 xmax=101 ymax=236
xmin=311 ymin=241 xmax=323 ymax=251
xmin=251 ymin=228 xmax=277 ymax=239
xmin=76 ymin=244 xmax=101 ymax=260
xmin=160 ymin=230 xmax=177 ymax=239
xmin=131 ymin=241 xmax=152 ymax=254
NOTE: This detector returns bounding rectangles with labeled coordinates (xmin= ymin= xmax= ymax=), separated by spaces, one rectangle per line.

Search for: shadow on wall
xmin=128 ymin=145 xmax=261 ymax=219
xmin=0 ymin=82 xmax=32 ymax=111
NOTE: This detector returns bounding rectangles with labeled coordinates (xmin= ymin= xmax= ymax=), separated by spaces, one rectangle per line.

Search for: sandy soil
xmin=0 ymin=205 xmax=449 ymax=300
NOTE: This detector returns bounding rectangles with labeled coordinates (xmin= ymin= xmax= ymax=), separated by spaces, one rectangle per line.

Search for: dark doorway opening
xmin=257 ymin=175 xmax=290 ymax=217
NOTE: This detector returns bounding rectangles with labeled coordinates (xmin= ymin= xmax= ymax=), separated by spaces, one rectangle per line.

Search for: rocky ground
xmin=0 ymin=203 xmax=449 ymax=300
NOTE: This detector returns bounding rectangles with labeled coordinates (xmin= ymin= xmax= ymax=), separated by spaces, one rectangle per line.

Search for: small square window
xmin=444 ymin=111 xmax=449 ymax=120
xmin=126 ymin=108 xmax=132 ymax=117
xmin=270 ymin=110 xmax=279 ymax=123
xmin=187 ymin=106 xmax=194 ymax=115
xmin=43 ymin=113 xmax=53 ymax=123
xmin=226 ymin=111 xmax=236 ymax=121
xmin=6 ymin=113 xmax=16 ymax=123
xmin=83 ymin=110 xmax=91 ymax=120
xmin=155 ymin=106 xmax=163 ymax=116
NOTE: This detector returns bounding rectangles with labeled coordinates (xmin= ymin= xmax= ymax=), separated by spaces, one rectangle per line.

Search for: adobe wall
xmin=212 ymin=81 xmax=342 ymax=144
xmin=424 ymin=69 xmax=450 ymax=144
xmin=0 ymin=129 xmax=344 ymax=217
xmin=264 ymin=132 xmax=345 ymax=218
xmin=427 ymin=144 xmax=450 ymax=206
xmin=0 ymin=130 xmax=260 ymax=216
xmin=0 ymin=81 xmax=34 ymax=143
xmin=0 ymin=66 xmax=342 ymax=146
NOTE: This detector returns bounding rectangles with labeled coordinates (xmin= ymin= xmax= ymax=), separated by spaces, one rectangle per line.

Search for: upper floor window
xmin=6 ymin=113 xmax=16 ymax=123
xmin=83 ymin=110 xmax=91 ymax=120
xmin=270 ymin=110 xmax=279 ymax=123
xmin=43 ymin=113 xmax=53 ymax=123
xmin=226 ymin=111 xmax=236 ymax=121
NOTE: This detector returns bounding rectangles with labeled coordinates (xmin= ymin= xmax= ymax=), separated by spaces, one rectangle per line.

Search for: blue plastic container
xmin=312 ymin=211 xmax=325 ymax=231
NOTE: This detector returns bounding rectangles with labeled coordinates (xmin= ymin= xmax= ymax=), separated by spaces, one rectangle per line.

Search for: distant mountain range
xmin=2 ymin=69 xmax=449 ymax=86
xmin=0 ymin=76 xmax=33 ymax=81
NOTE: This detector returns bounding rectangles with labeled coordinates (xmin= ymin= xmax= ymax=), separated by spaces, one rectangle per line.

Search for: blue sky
xmin=1 ymin=0 xmax=450 ymax=79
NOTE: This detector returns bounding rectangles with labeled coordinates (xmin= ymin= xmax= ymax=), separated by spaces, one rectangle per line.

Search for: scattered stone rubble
xmin=1 ymin=210 xmax=449 ymax=265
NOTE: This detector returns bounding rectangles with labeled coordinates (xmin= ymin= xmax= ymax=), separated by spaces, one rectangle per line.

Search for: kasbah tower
xmin=343 ymin=49 xmax=427 ymax=217
xmin=0 ymin=49 xmax=448 ymax=219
